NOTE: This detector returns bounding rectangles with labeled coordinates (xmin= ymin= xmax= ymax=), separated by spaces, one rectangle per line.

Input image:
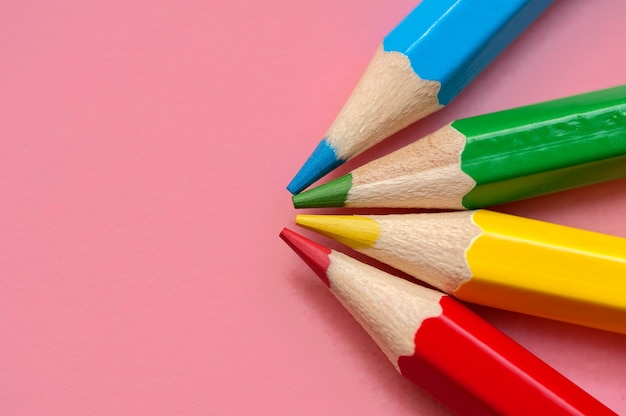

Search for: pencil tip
xmin=279 ymin=228 xmax=331 ymax=287
xmin=292 ymin=174 xmax=352 ymax=208
xmin=287 ymin=139 xmax=344 ymax=194
xmin=296 ymin=215 xmax=380 ymax=249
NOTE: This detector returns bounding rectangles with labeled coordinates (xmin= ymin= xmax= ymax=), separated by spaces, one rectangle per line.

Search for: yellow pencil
xmin=296 ymin=210 xmax=626 ymax=334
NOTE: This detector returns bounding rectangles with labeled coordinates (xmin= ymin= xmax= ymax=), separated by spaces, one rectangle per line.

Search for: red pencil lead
xmin=279 ymin=228 xmax=331 ymax=287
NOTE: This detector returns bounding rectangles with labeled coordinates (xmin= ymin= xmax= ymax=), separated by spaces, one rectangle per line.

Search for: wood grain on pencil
xmin=280 ymin=228 xmax=617 ymax=416
xmin=296 ymin=211 xmax=626 ymax=334
xmin=293 ymin=85 xmax=626 ymax=209
xmin=287 ymin=0 xmax=553 ymax=194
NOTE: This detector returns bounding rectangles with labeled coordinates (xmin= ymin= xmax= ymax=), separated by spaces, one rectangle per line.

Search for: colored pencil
xmin=286 ymin=0 xmax=553 ymax=194
xmin=280 ymin=228 xmax=616 ymax=416
xmin=292 ymin=85 xmax=626 ymax=209
xmin=295 ymin=210 xmax=626 ymax=334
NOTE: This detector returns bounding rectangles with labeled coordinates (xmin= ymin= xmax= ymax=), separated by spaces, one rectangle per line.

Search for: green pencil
xmin=292 ymin=85 xmax=626 ymax=210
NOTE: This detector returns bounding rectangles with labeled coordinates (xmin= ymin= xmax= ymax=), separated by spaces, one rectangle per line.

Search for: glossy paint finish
xmin=458 ymin=85 xmax=626 ymax=208
xmin=384 ymin=0 xmax=553 ymax=104
xmin=401 ymin=296 xmax=617 ymax=416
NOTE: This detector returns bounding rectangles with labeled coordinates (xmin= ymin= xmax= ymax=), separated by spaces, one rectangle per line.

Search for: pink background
xmin=2 ymin=1 xmax=625 ymax=414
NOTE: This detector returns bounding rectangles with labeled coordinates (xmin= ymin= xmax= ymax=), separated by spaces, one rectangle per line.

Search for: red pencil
xmin=280 ymin=228 xmax=616 ymax=416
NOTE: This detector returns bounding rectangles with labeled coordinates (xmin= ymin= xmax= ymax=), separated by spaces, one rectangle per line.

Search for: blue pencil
xmin=287 ymin=0 xmax=553 ymax=194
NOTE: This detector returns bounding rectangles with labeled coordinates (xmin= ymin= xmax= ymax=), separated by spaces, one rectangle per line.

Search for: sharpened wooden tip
xmin=279 ymin=228 xmax=331 ymax=286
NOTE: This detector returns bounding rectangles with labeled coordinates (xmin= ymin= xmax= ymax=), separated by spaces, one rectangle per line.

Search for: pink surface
xmin=1 ymin=1 xmax=625 ymax=415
